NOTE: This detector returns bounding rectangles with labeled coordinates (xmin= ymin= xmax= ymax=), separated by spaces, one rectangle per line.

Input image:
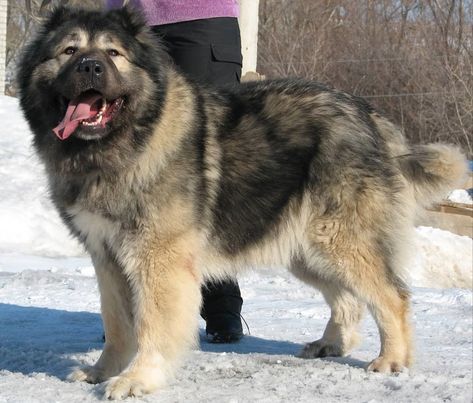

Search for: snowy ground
xmin=0 ymin=95 xmax=472 ymax=402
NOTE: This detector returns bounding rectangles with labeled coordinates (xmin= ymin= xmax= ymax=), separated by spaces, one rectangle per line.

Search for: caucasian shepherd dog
xmin=18 ymin=6 xmax=467 ymax=400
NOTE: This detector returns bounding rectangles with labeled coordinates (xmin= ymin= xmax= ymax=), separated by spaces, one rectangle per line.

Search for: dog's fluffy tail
xmin=398 ymin=143 xmax=469 ymax=207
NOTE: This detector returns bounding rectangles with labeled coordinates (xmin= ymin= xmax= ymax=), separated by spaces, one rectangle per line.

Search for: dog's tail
xmin=397 ymin=143 xmax=469 ymax=207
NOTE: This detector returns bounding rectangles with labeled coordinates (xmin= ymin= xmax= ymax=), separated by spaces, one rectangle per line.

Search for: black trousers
xmin=152 ymin=18 xmax=243 ymax=321
xmin=152 ymin=17 xmax=242 ymax=86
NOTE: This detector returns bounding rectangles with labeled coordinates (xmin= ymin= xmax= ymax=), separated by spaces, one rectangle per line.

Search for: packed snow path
xmin=0 ymin=95 xmax=471 ymax=402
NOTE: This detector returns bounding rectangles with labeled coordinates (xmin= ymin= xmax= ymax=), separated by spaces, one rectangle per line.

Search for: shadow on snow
xmin=0 ymin=303 xmax=367 ymax=380
xmin=0 ymin=303 xmax=103 ymax=378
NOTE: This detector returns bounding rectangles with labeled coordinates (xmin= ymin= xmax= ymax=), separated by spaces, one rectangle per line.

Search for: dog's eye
xmin=64 ymin=47 xmax=77 ymax=55
xmin=107 ymin=49 xmax=120 ymax=57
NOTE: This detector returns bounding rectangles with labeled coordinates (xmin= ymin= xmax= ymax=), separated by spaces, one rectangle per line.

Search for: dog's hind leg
xmin=305 ymin=234 xmax=412 ymax=372
xmin=290 ymin=260 xmax=364 ymax=359
xmin=69 ymin=252 xmax=136 ymax=384
xmin=364 ymin=283 xmax=412 ymax=372
xmin=301 ymin=284 xmax=364 ymax=359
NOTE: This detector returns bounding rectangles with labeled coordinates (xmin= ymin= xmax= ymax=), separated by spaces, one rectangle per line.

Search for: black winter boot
xmin=201 ymin=279 xmax=244 ymax=343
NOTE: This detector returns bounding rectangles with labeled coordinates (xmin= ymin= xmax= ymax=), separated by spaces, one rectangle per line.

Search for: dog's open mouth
xmin=53 ymin=90 xmax=124 ymax=140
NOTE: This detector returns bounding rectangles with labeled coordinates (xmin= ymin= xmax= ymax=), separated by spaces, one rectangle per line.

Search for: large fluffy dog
xmin=18 ymin=6 xmax=467 ymax=399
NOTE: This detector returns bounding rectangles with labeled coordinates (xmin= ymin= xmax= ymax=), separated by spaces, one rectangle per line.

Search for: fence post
xmin=239 ymin=0 xmax=259 ymax=75
xmin=0 ymin=0 xmax=7 ymax=94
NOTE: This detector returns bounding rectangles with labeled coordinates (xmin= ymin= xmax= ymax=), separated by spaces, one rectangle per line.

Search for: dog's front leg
xmin=69 ymin=252 xmax=136 ymax=384
xmin=105 ymin=234 xmax=202 ymax=400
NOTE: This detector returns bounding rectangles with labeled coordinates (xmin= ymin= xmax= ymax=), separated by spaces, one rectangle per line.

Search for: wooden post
xmin=239 ymin=0 xmax=259 ymax=76
xmin=0 ymin=0 xmax=7 ymax=94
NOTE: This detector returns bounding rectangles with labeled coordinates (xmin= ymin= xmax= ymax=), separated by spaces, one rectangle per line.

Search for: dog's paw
xmin=104 ymin=372 xmax=163 ymax=400
xmin=298 ymin=340 xmax=343 ymax=359
xmin=68 ymin=366 xmax=107 ymax=384
xmin=367 ymin=356 xmax=405 ymax=373
xmin=105 ymin=375 xmax=146 ymax=399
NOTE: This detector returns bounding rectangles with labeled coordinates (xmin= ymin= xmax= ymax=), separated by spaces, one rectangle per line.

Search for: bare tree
xmin=259 ymin=0 xmax=473 ymax=156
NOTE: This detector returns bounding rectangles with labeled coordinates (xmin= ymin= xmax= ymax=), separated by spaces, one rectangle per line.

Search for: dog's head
xmin=18 ymin=6 xmax=169 ymax=172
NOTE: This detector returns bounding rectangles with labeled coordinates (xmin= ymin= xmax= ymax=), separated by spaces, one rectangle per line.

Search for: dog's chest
xmin=67 ymin=207 xmax=120 ymax=255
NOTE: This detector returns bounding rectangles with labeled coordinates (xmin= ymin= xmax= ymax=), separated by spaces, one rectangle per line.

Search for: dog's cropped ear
xmin=42 ymin=6 xmax=75 ymax=32
xmin=111 ymin=5 xmax=148 ymax=37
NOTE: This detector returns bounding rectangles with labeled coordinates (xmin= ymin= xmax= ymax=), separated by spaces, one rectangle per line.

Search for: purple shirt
xmin=106 ymin=0 xmax=239 ymax=26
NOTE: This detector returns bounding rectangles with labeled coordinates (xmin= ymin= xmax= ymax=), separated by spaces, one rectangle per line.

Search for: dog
xmin=17 ymin=6 xmax=467 ymax=399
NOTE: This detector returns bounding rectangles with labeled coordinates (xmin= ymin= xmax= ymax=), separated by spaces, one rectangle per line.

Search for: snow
xmin=410 ymin=226 xmax=472 ymax=289
xmin=0 ymin=94 xmax=471 ymax=402
xmin=0 ymin=96 xmax=84 ymax=258
xmin=448 ymin=189 xmax=473 ymax=205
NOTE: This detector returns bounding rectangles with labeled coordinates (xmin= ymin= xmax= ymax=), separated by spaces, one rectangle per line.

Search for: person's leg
xmin=152 ymin=18 xmax=244 ymax=343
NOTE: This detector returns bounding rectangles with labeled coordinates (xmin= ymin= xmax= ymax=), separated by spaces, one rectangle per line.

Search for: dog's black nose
xmin=77 ymin=58 xmax=104 ymax=79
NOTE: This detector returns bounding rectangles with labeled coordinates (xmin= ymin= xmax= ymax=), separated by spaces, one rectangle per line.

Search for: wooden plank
xmin=418 ymin=210 xmax=473 ymax=238
xmin=429 ymin=203 xmax=473 ymax=218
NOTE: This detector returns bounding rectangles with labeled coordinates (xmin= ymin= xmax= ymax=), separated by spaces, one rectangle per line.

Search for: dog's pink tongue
xmin=53 ymin=92 xmax=103 ymax=140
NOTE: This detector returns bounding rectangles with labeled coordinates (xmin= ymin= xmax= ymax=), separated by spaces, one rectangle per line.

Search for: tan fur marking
xmin=55 ymin=30 xmax=89 ymax=59
xmin=94 ymin=34 xmax=132 ymax=72
xmin=128 ymin=70 xmax=196 ymax=182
